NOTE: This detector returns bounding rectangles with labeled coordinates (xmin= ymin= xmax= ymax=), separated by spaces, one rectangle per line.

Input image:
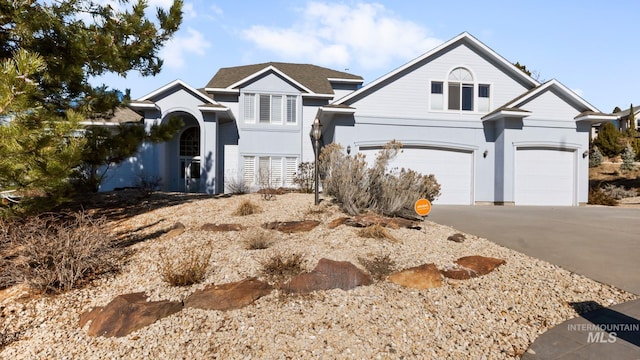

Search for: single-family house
xmin=102 ymin=32 xmax=616 ymax=206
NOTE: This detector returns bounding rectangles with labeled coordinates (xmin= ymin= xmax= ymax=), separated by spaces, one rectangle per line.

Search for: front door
xmin=179 ymin=126 xmax=201 ymax=193
xmin=181 ymin=157 xmax=201 ymax=192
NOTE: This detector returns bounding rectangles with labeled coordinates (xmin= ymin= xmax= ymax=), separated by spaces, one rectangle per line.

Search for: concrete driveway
xmin=426 ymin=206 xmax=640 ymax=295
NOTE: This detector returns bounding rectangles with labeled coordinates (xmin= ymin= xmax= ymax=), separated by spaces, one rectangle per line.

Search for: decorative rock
xmin=200 ymin=223 xmax=244 ymax=232
xmin=388 ymin=263 xmax=442 ymax=289
xmin=284 ymin=258 xmax=372 ymax=294
xmin=262 ymin=220 xmax=321 ymax=233
xmin=441 ymin=255 xmax=506 ymax=280
xmin=165 ymin=222 xmax=186 ymax=238
xmin=447 ymin=233 xmax=466 ymax=243
xmin=184 ymin=278 xmax=272 ymax=311
xmin=344 ymin=214 xmax=421 ymax=229
xmin=79 ymin=292 xmax=182 ymax=337
xmin=327 ymin=217 xmax=350 ymax=229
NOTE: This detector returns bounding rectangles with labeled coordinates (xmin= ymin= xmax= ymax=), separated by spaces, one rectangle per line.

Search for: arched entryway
xmin=179 ymin=126 xmax=201 ymax=192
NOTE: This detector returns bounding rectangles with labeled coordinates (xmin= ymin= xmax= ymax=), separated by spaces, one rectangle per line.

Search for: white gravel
xmin=1 ymin=193 xmax=637 ymax=359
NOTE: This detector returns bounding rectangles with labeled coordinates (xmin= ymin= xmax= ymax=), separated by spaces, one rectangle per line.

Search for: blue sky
xmin=91 ymin=0 xmax=639 ymax=113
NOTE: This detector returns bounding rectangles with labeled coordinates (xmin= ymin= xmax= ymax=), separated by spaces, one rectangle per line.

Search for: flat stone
xmin=447 ymin=233 xmax=466 ymax=243
xmin=284 ymin=258 xmax=372 ymax=294
xmin=344 ymin=214 xmax=421 ymax=229
xmin=200 ymin=223 xmax=244 ymax=232
xmin=441 ymin=255 xmax=506 ymax=280
xmin=79 ymin=292 xmax=182 ymax=337
xmin=388 ymin=263 xmax=442 ymax=289
xmin=184 ymin=278 xmax=272 ymax=311
xmin=165 ymin=222 xmax=186 ymax=238
xmin=327 ymin=217 xmax=350 ymax=229
xmin=262 ymin=220 xmax=321 ymax=233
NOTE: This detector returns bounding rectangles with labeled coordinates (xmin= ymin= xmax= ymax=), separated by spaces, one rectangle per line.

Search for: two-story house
xmin=102 ymin=32 xmax=615 ymax=206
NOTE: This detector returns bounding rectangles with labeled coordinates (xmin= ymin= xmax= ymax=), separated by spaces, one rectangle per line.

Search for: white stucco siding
xmin=347 ymin=43 xmax=531 ymax=119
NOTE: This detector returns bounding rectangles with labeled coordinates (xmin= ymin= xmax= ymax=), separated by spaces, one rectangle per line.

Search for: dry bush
xmin=158 ymin=246 xmax=212 ymax=286
xmin=244 ymin=228 xmax=273 ymax=250
xmin=258 ymin=168 xmax=277 ymax=201
xmin=358 ymin=254 xmax=397 ymax=281
xmin=357 ymin=224 xmax=398 ymax=242
xmin=319 ymin=141 xmax=441 ymax=216
xmin=601 ymin=184 xmax=637 ymax=199
xmin=292 ymin=162 xmax=315 ymax=193
xmin=260 ymin=252 xmax=305 ymax=287
xmin=233 ymin=199 xmax=261 ymax=216
xmin=0 ymin=212 xmax=122 ymax=293
xmin=0 ymin=325 xmax=22 ymax=352
xmin=225 ymin=176 xmax=249 ymax=195
xmin=588 ymin=188 xmax=618 ymax=206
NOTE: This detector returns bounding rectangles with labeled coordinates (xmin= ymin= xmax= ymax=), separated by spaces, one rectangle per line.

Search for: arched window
xmin=179 ymin=127 xmax=200 ymax=157
xmin=448 ymin=67 xmax=474 ymax=111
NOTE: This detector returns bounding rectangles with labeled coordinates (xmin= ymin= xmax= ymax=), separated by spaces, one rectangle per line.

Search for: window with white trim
xmin=243 ymin=93 xmax=298 ymax=124
xmin=243 ymin=155 xmax=299 ymax=187
xmin=478 ymin=84 xmax=490 ymax=112
xmin=448 ymin=68 xmax=474 ymax=111
xmin=430 ymin=81 xmax=444 ymax=111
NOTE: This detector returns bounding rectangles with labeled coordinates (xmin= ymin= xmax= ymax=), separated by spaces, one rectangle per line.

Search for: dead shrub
xmin=319 ymin=141 xmax=441 ymax=216
xmin=233 ymin=199 xmax=261 ymax=216
xmin=158 ymin=246 xmax=212 ymax=287
xmin=588 ymin=187 xmax=618 ymax=206
xmin=357 ymin=223 xmax=398 ymax=242
xmin=358 ymin=254 xmax=397 ymax=281
xmin=260 ymin=252 xmax=305 ymax=287
xmin=292 ymin=162 xmax=315 ymax=193
xmin=0 ymin=212 xmax=122 ymax=293
xmin=0 ymin=325 xmax=23 ymax=352
xmin=245 ymin=228 xmax=273 ymax=250
xmin=226 ymin=176 xmax=250 ymax=195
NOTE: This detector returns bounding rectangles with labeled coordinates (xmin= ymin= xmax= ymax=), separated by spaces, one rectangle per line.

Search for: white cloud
xmin=160 ymin=27 xmax=211 ymax=70
xmin=241 ymin=1 xmax=441 ymax=73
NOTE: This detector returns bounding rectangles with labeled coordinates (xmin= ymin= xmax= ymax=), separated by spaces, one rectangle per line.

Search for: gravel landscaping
xmin=1 ymin=192 xmax=637 ymax=359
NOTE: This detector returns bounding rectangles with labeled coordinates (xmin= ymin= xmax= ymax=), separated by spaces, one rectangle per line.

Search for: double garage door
xmin=360 ymin=146 xmax=474 ymax=205
xmin=514 ymin=147 xmax=576 ymax=206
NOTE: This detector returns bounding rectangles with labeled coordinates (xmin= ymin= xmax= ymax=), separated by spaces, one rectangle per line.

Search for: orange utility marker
xmin=414 ymin=198 xmax=431 ymax=232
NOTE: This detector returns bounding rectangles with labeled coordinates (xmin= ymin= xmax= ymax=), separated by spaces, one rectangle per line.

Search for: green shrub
xmin=319 ymin=141 xmax=441 ymax=216
xmin=593 ymin=122 xmax=623 ymax=158
xmin=620 ymin=143 xmax=636 ymax=173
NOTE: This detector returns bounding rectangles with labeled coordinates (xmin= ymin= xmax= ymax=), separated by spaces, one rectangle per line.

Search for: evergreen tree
xmin=627 ymin=103 xmax=636 ymax=133
xmin=0 ymin=1 xmax=184 ymax=213
xmin=620 ymin=143 xmax=636 ymax=172
xmin=593 ymin=122 xmax=623 ymax=158
xmin=589 ymin=146 xmax=603 ymax=168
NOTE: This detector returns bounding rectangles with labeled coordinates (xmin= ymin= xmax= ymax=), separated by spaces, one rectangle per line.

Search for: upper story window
xmin=429 ymin=67 xmax=491 ymax=113
xmin=244 ymin=93 xmax=298 ymax=125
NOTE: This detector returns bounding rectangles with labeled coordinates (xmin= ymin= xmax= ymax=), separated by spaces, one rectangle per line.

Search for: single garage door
xmin=360 ymin=146 xmax=474 ymax=205
xmin=515 ymin=147 xmax=576 ymax=206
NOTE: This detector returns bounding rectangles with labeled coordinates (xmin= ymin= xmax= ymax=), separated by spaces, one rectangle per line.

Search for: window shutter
xmin=243 ymin=94 xmax=255 ymax=123
xmin=270 ymin=157 xmax=283 ymax=187
xmin=259 ymin=95 xmax=270 ymax=123
xmin=258 ymin=156 xmax=270 ymax=184
xmin=286 ymin=96 xmax=297 ymax=124
xmin=243 ymin=156 xmax=255 ymax=185
xmin=271 ymin=95 xmax=282 ymax=124
xmin=285 ymin=157 xmax=298 ymax=186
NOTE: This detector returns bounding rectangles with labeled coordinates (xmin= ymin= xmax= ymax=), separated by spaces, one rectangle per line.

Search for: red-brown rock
xmin=344 ymin=214 xmax=421 ymax=229
xmin=388 ymin=263 xmax=442 ymax=289
xmin=79 ymin=292 xmax=182 ymax=337
xmin=284 ymin=258 xmax=372 ymax=294
xmin=441 ymin=255 xmax=506 ymax=280
xmin=327 ymin=217 xmax=350 ymax=229
xmin=262 ymin=220 xmax=321 ymax=233
xmin=184 ymin=278 xmax=272 ymax=311
xmin=200 ymin=223 xmax=244 ymax=232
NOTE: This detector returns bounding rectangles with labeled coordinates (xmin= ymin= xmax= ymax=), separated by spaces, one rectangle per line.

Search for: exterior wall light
xmin=483 ymin=150 xmax=488 ymax=158
xmin=346 ymin=145 xmax=351 ymax=155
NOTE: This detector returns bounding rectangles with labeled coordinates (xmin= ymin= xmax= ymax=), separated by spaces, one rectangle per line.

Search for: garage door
xmin=360 ymin=146 xmax=474 ymax=205
xmin=515 ymin=147 xmax=575 ymax=206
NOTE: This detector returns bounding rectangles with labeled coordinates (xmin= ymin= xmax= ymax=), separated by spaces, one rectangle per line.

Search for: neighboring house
xmin=103 ymin=32 xmax=615 ymax=206
xmin=590 ymin=104 xmax=639 ymax=139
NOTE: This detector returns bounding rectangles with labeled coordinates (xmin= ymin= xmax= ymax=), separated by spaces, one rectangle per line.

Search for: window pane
xmin=479 ymin=84 xmax=490 ymax=98
xmin=431 ymin=81 xmax=443 ymax=94
xmin=448 ymin=83 xmax=460 ymax=110
xmin=286 ymin=96 xmax=297 ymax=123
xmin=259 ymin=95 xmax=270 ymax=123
xmin=244 ymin=93 xmax=255 ymax=122
xmin=190 ymin=160 xmax=201 ymax=179
xmin=462 ymin=84 xmax=473 ymax=111
xmin=271 ymin=95 xmax=282 ymax=124
xmin=180 ymin=127 xmax=200 ymax=157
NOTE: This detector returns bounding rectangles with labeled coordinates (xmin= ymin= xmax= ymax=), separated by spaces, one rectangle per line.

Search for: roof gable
xmin=205 ymin=62 xmax=363 ymax=95
xmin=503 ymin=79 xmax=598 ymax=113
xmin=335 ymin=32 xmax=540 ymax=105
xmin=136 ymin=79 xmax=215 ymax=104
